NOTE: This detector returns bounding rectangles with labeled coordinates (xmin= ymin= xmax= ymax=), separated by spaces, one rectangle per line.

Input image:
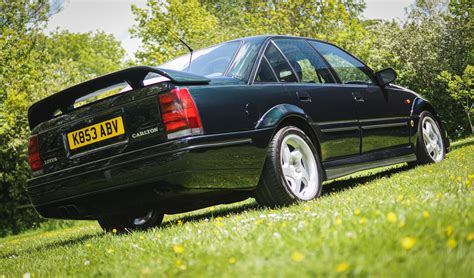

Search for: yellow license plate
xmin=67 ymin=116 xmax=125 ymax=150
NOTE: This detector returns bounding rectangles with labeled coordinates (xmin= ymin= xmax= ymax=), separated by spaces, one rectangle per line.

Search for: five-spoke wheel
xmin=421 ymin=115 xmax=444 ymax=162
xmin=255 ymin=126 xmax=322 ymax=207
xmin=280 ymin=134 xmax=319 ymax=200
xmin=414 ymin=111 xmax=446 ymax=165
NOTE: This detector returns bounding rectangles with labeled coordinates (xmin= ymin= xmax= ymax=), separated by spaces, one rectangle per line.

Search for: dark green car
xmin=27 ymin=35 xmax=449 ymax=232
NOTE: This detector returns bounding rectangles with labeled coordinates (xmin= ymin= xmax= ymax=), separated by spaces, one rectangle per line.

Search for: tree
xmin=438 ymin=65 xmax=474 ymax=133
xmin=365 ymin=0 xmax=471 ymax=138
xmin=442 ymin=0 xmax=473 ymax=74
xmin=131 ymin=0 xmax=221 ymax=65
xmin=0 ymin=1 xmax=126 ymax=236
xmin=130 ymin=0 xmax=372 ymax=65
xmin=47 ymin=30 xmax=126 ymax=82
xmin=0 ymin=0 xmax=51 ymax=236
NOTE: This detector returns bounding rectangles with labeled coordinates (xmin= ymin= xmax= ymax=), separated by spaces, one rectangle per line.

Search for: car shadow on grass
xmin=450 ymin=137 xmax=474 ymax=150
xmin=4 ymin=163 xmax=414 ymax=255
xmin=160 ymin=202 xmax=260 ymax=229
xmin=321 ymin=164 xmax=411 ymax=196
xmin=0 ymin=233 xmax=98 ymax=260
xmin=162 ymin=164 xmax=412 ymax=227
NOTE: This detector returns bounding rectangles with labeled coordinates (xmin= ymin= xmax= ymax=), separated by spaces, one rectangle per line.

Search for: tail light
xmin=158 ymin=87 xmax=203 ymax=139
xmin=28 ymin=135 xmax=43 ymax=171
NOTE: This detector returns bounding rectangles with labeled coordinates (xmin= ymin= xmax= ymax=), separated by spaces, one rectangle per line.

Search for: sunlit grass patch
xmin=1 ymin=137 xmax=473 ymax=277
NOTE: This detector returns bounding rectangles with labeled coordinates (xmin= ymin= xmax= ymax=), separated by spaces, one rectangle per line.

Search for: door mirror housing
xmin=375 ymin=68 xmax=397 ymax=87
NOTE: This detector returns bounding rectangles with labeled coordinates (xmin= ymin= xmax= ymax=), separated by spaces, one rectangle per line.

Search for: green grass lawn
xmin=1 ymin=137 xmax=473 ymax=277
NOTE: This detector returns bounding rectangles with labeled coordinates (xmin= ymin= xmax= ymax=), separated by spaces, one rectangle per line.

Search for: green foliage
xmin=130 ymin=0 xmax=372 ymax=64
xmin=47 ymin=31 xmax=126 ymax=80
xmin=131 ymin=0 xmax=221 ymax=64
xmin=0 ymin=1 xmax=126 ymax=236
xmin=438 ymin=65 xmax=474 ymax=132
xmin=0 ymin=0 xmax=51 ymax=237
xmin=1 ymin=137 xmax=473 ymax=276
xmin=360 ymin=0 xmax=472 ymax=138
xmin=442 ymin=0 xmax=473 ymax=74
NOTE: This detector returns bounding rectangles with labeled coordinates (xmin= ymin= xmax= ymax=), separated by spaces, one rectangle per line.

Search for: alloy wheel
xmin=131 ymin=211 xmax=154 ymax=226
xmin=280 ymin=134 xmax=319 ymax=200
xmin=421 ymin=116 xmax=444 ymax=162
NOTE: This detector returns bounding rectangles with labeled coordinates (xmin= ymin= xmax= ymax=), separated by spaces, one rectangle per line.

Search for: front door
xmin=357 ymin=86 xmax=411 ymax=153
xmin=309 ymin=41 xmax=411 ymax=154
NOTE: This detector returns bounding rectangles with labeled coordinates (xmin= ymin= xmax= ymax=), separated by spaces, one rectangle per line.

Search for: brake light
xmin=158 ymin=87 xmax=203 ymax=139
xmin=28 ymin=135 xmax=43 ymax=171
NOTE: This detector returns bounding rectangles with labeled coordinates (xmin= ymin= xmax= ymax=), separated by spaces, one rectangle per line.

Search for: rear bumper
xmin=27 ymin=128 xmax=273 ymax=219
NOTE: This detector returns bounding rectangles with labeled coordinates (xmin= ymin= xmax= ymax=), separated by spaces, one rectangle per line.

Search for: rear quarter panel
xmin=188 ymin=83 xmax=292 ymax=134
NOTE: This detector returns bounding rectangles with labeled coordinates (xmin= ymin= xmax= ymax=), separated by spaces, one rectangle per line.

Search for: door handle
xmin=297 ymin=91 xmax=311 ymax=102
xmin=352 ymin=92 xmax=365 ymax=103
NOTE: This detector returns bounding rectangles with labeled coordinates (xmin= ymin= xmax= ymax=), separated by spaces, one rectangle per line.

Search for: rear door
xmin=309 ymin=41 xmax=411 ymax=154
xmin=261 ymin=38 xmax=361 ymax=162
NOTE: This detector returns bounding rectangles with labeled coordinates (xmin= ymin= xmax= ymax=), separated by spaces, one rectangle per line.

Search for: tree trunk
xmin=467 ymin=112 xmax=474 ymax=134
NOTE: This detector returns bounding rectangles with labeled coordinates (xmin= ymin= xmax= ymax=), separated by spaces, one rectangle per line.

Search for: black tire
xmin=98 ymin=209 xmax=164 ymax=233
xmin=413 ymin=111 xmax=446 ymax=165
xmin=255 ymin=126 xmax=323 ymax=207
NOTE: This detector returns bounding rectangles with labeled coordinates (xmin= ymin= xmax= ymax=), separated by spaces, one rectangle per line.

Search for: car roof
xmin=236 ymin=35 xmax=324 ymax=44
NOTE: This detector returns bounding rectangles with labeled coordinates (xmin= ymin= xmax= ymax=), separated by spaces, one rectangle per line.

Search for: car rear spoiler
xmin=28 ymin=66 xmax=210 ymax=130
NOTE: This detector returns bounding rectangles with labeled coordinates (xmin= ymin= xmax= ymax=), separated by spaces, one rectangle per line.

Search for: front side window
xmin=309 ymin=41 xmax=374 ymax=85
xmin=273 ymin=39 xmax=335 ymax=84
xmin=160 ymin=41 xmax=241 ymax=78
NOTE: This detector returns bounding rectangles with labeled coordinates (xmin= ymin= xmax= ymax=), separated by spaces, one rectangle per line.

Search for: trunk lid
xmin=35 ymin=83 xmax=168 ymax=174
xmin=29 ymin=66 xmax=210 ymax=175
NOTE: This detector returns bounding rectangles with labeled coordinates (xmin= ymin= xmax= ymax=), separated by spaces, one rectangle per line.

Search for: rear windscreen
xmin=160 ymin=40 xmax=241 ymax=78
xmin=73 ymin=82 xmax=130 ymax=109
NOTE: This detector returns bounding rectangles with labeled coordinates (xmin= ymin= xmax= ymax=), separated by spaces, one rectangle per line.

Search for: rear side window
xmin=227 ymin=41 xmax=261 ymax=82
xmin=255 ymin=57 xmax=278 ymax=82
xmin=309 ymin=41 xmax=374 ymax=85
xmin=264 ymin=43 xmax=298 ymax=82
xmin=273 ymin=39 xmax=335 ymax=84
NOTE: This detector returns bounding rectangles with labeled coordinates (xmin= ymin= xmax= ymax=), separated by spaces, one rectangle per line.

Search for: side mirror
xmin=375 ymin=68 xmax=397 ymax=87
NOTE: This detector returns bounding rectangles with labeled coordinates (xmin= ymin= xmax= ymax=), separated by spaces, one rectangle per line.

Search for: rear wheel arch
xmin=256 ymin=104 xmax=322 ymax=159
